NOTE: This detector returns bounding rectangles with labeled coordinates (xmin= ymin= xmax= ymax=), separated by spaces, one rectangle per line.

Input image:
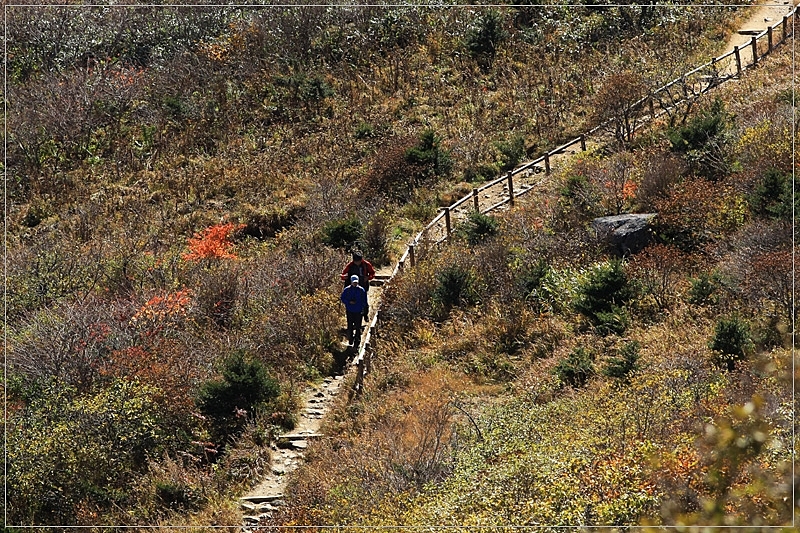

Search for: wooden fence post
xmin=648 ymin=97 xmax=655 ymax=118
xmin=734 ymin=45 xmax=742 ymax=77
xmin=507 ymin=171 xmax=514 ymax=206
xmin=751 ymin=36 xmax=758 ymax=65
xmin=472 ymin=188 xmax=479 ymax=211
xmin=544 ymin=152 xmax=551 ymax=175
xmin=364 ymin=341 xmax=372 ymax=375
xmin=783 ymin=15 xmax=788 ymax=43
xmin=768 ymin=25 xmax=773 ymax=53
xmin=444 ymin=207 xmax=451 ymax=237
xmin=409 ymin=243 xmax=416 ymax=267
xmin=352 ymin=359 xmax=365 ymax=399
xmin=580 ymin=134 xmax=586 ymax=151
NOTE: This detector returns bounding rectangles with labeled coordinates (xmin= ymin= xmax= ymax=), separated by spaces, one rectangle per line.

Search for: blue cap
xmin=350 ymin=275 xmax=359 ymax=283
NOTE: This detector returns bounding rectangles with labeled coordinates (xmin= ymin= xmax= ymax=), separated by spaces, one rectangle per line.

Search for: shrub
xmin=709 ymin=315 xmax=753 ymax=371
xmin=495 ymin=134 xmax=526 ymax=172
xmin=457 ymin=211 xmax=499 ymax=246
xmin=749 ymin=168 xmax=795 ymax=220
xmin=196 ymin=350 xmax=280 ymax=444
xmin=182 ymin=222 xmax=244 ymax=261
xmin=464 ymin=9 xmax=508 ymax=71
xmin=354 ymin=121 xmax=375 ymax=139
xmin=361 ymin=210 xmax=392 ymax=266
xmin=603 ymin=340 xmax=641 ymax=381
xmin=191 ymin=264 xmax=239 ymax=329
xmin=519 ymin=257 xmax=549 ymax=300
xmin=7 ymin=379 xmax=170 ymax=525
xmin=432 ymin=264 xmax=480 ymax=312
xmin=463 ymin=163 xmax=499 ymax=183
xmin=593 ymin=70 xmax=649 ymax=146
xmin=405 ymin=129 xmax=453 ymax=178
xmin=593 ymin=306 xmax=630 ymax=336
xmin=321 ymin=216 xmax=363 ymax=249
xmin=667 ymin=98 xmax=733 ymax=179
xmin=363 ymin=130 xmax=451 ymax=202
xmin=553 ymin=347 xmax=595 ymax=388
xmin=688 ymin=271 xmax=722 ymax=306
xmin=628 ymin=244 xmax=688 ymax=310
xmin=574 ymin=259 xmax=633 ymax=333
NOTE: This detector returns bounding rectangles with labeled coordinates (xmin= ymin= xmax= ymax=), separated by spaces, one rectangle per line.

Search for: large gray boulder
xmin=592 ymin=213 xmax=657 ymax=256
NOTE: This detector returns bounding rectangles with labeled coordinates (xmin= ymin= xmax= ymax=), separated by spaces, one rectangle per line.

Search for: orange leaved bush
xmin=182 ymin=222 xmax=244 ymax=261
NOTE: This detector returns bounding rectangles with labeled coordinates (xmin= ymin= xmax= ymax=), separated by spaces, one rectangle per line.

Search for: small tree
xmin=593 ymin=71 xmax=649 ymax=146
xmin=603 ymin=340 xmax=641 ymax=382
xmin=554 ymin=347 xmax=595 ymax=388
xmin=667 ymin=98 xmax=733 ymax=180
xmin=321 ymin=216 xmax=363 ymax=250
xmin=709 ymin=316 xmax=753 ymax=371
xmin=749 ymin=168 xmax=795 ymax=220
xmin=196 ymin=350 xmax=280 ymax=443
xmin=574 ymin=259 xmax=634 ymax=333
xmin=465 ymin=10 xmax=508 ymax=72
xmin=458 ymin=211 xmax=499 ymax=245
xmin=432 ymin=264 xmax=480 ymax=313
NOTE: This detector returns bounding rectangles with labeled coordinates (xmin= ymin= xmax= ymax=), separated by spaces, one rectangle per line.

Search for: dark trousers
xmin=345 ymin=311 xmax=364 ymax=345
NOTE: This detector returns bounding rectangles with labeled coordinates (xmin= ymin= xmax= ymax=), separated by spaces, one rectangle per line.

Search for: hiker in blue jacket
xmin=341 ymin=274 xmax=368 ymax=347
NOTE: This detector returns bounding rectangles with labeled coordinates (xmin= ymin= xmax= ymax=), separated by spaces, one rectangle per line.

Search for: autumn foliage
xmin=182 ymin=223 xmax=244 ymax=261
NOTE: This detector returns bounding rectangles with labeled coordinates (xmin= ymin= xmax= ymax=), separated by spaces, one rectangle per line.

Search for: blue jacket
xmin=341 ymin=284 xmax=368 ymax=314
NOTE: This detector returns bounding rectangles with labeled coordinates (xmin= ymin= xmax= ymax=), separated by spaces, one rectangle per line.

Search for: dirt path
xmin=239 ymin=271 xmax=389 ymax=528
xmin=717 ymin=0 xmax=796 ymax=76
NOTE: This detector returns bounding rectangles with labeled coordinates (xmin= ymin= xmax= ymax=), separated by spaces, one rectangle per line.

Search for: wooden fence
xmin=350 ymin=5 xmax=798 ymax=398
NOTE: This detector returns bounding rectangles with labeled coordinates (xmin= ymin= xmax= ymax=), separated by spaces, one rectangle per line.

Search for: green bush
xmin=553 ymin=347 xmax=595 ymax=388
xmin=432 ymin=264 xmax=480 ymax=311
xmin=520 ymin=257 xmax=550 ymax=299
xmin=603 ymin=340 xmax=641 ymax=381
xmin=321 ymin=216 xmax=363 ymax=249
xmin=458 ymin=211 xmax=499 ymax=245
xmin=593 ymin=306 xmax=630 ymax=336
xmin=354 ymin=121 xmax=375 ymax=139
xmin=464 ymin=9 xmax=508 ymax=71
xmin=463 ymin=163 xmax=499 ymax=183
xmin=495 ymin=134 xmax=526 ymax=172
xmin=688 ymin=271 xmax=722 ymax=306
xmin=196 ymin=351 xmax=280 ymax=443
xmin=667 ymin=98 xmax=732 ymax=179
xmin=406 ymin=129 xmax=453 ymax=178
xmin=749 ymin=168 xmax=795 ymax=220
xmin=709 ymin=315 xmax=753 ymax=371
xmin=574 ymin=260 xmax=633 ymax=334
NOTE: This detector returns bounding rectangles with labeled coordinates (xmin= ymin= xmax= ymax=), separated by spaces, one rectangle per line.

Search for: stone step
xmin=277 ymin=432 xmax=323 ymax=440
xmin=241 ymin=493 xmax=284 ymax=504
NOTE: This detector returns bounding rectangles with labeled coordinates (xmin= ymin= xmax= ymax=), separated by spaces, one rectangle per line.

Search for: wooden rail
xmin=349 ymin=4 xmax=797 ymax=399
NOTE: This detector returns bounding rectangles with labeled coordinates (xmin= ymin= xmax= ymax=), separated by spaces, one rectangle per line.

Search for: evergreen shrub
xmin=458 ymin=211 xmax=499 ymax=245
xmin=432 ymin=264 xmax=480 ymax=311
xmin=709 ymin=315 xmax=753 ymax=371
xmin=553 ymin=347 xmax=594 ymax=388
xmin=321 ymin=216 xmax=363 ymax=249
xmin=196 ymin=351 xmax=280 ymax=443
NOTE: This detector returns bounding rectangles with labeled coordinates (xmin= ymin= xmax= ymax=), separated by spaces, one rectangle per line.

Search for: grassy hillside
xmin=4 ymin=1 xmax=795 ymax=528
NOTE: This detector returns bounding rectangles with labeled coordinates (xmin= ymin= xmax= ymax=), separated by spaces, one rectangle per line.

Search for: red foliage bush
xmin=182 ymin=222 xmax=245 ymax=261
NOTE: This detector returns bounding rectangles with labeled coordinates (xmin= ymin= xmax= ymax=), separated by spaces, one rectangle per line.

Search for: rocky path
xmin=239 ymin=375 xmax=344 ymax=527
xmin=238 ymin=271 xmax=389 ymax=529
